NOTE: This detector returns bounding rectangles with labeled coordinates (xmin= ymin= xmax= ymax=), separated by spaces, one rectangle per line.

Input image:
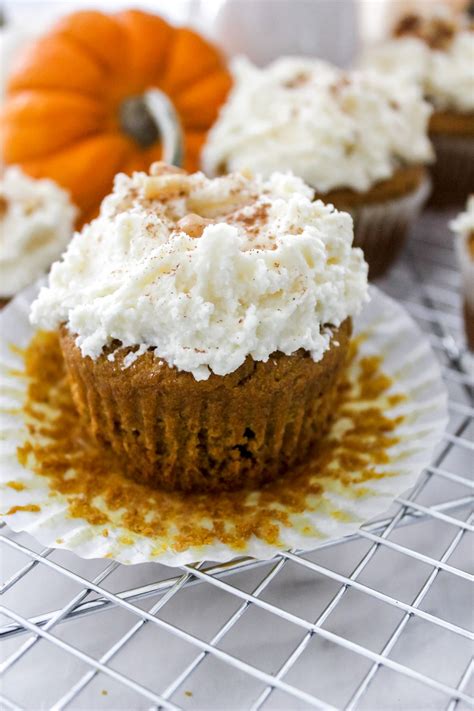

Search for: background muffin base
xmin=428 ymin=114 xmax=474 ymax=207
xmin=59 ymin=321 xmax=351 ymax=493
xmin=315 ymin=166 xmax=430 ymax=278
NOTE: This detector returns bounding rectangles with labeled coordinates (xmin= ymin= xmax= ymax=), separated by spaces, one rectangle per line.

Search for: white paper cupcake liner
xmin=430 ymin=133 xmax=474 ymax=206
xmin=0 ymin=284 xmax=447 ymax=566
xmin=349 ymin=176 xmax=431 ymax=278
xmin=455 ymin=233 xmax=474 ymax=310
xmin=454 ymin=232 xmax=474 ymax=350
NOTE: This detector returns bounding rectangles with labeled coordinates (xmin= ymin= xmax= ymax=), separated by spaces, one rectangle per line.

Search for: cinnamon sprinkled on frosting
xmin=30 ymin=167 xmax=368 ymax=381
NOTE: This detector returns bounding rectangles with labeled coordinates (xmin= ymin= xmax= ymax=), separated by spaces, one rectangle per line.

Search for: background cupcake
xmin=30 ymin=163 xmax=368 ymax=492
xmin=362 ymin=6 xmax=474 ymax=206
xmin=451 ymin=195 xmax=474 ymax=350
xmin=202 ymin=57 xmax=433 ymax=278
xmin=0 ymin=166 xmax=77 ymax=304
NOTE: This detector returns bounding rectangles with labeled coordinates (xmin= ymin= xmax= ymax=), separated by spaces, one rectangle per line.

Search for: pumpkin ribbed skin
xmin=1 ymin=10 xmax=232 ymax=221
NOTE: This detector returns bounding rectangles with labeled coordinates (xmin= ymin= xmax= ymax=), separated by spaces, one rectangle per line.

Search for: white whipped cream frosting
xmin=451 ymin=195 xmax=474 ymax=307
xmin=362 ymin=30 xmax=474 ymax=113
xmin=30 ymin=168 xmax=369 ymax=381
xmin=451 ymin=195 xmax=474 ymax=242
xmin=0 ymin=167 xmax=77 ymax=297
xmin=202 ymin=57 xmax=433 ymax=194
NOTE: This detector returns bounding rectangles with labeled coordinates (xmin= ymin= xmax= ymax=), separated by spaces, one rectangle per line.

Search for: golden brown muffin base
xmin=429 ymin=111 xmax=474 ymax=137
xmin=428 ymin=117 xmax=474 ymax=206
xmin=59 ymin=320 xmax=351 ymax=492
xmin=313 ymin=165 xmax=426 ymax=209
xmin=463 ymin=300 xmax=474 ymax=352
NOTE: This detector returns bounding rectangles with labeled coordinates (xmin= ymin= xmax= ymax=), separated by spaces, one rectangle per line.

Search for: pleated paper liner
xmin=0 ymin=285 xmax=447 ymax=566
xmin=429 ymin=134 xmax=474 ymax=207
xmin=350 ymin=176 xmax=431 ymax=278
xmin=455 ymin=224 xmax=474 ymax=352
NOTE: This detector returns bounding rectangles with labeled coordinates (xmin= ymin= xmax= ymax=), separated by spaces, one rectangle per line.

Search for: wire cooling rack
xmin=0 ymin=208 xmax=473 ymax=711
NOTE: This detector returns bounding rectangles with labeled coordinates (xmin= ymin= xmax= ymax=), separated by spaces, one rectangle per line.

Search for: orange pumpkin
xmin=0 ymin=10 xmax=232 ymax=221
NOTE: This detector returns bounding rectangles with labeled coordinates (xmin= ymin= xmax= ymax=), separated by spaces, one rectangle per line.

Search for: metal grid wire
xmin=0 ymin=209 xmax=473 ymax=710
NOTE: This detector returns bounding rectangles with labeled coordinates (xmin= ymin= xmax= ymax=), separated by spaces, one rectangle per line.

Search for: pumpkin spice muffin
xmin=362 ymin=7 xmax=474 ymax=206
xmin=451 ymin=195 xmax=474 ymax=351
xmin=0 ymin=166 xmax=77 ymax=304
xmin=30 ymin=164 xmax=369 ymax=492
xmin=202 ymin=57 xmax=433 ymax=278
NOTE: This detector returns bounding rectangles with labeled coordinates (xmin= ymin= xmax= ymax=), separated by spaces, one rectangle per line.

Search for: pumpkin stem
xmin=119 ymin=89 xmax=183 ymax=167
xmin=120 ymin=97 xmax=159 ymax=149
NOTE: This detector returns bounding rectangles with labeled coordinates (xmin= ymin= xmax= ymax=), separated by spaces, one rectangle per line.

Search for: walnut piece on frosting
xmin=393 ymin=12 xmax=458 ymax=50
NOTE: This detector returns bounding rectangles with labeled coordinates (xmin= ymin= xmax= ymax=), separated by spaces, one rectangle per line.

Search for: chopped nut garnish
xmin=187 ymin=195 xmax=250 ymax=218
xmin=394 ymin=13 xmax=421 ymax=36
xmin=24 ymin=198 xmax=42 ymax=215
xmin=239 ymin=168 xmax=254 ymax=180
xmin=393 ymin=13 xmax=457 ymax=50
xmin=149 ymin=161 xmax=186 ymax=176
xmin=177 ymin=213 xmax=213 ymax=238
xmin=215 ymin=160 xmax=228 ymax=177
xmin=144 ymin=173 xmax=190 ymax=200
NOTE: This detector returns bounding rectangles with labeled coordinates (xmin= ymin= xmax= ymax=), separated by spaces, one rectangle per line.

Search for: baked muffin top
xmin=31 ymin=164 xmax=369 ymax=380
xmin=0 ymin=167 xmax=77 ymax=297
xmin=361 ymin=7 xmax=474 ymax=114
xmin=202 ymin=57 xmax=433 ymax=194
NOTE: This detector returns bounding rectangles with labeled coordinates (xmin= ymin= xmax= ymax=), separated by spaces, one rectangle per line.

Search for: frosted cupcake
xmin=202 ymin=58 xmax=433 ymax=278
xmin=362 ymin=8 xmax=474 ymax=206
xmin=30 ymin=163 xmax=369 ymax=492
xmin=0 ymin=167 xmax=77 ymax=302
xmin=451 ymin=195 xmax=474 ymax=351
